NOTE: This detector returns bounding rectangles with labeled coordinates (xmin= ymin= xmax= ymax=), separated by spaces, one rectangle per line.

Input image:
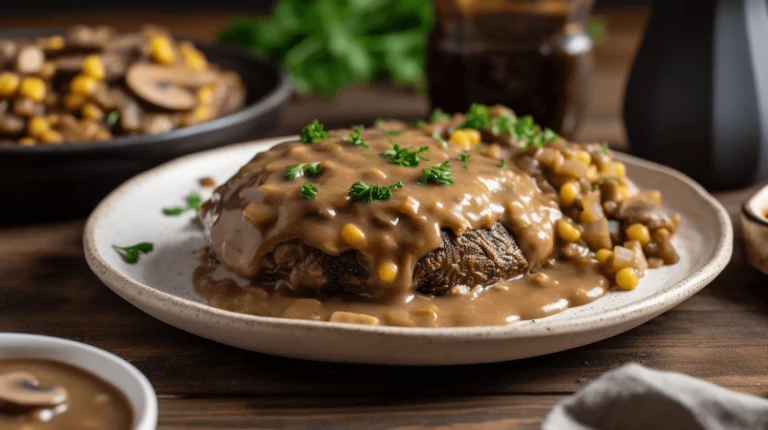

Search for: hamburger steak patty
xmin=259 ymin=222 xmax=528 ymax=296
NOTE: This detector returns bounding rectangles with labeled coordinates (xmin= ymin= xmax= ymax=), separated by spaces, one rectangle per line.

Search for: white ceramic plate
xmin=84 ymin=137 xmax=733 ymax=365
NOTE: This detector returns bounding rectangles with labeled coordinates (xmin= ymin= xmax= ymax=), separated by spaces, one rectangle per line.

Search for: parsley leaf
xmin=459 ymin=152 xmax=470 ymax=169
xmin=112 ymin=242 xmax=154 ymax=264
xmin=374 ymin=119 xmax=387 ymax=127
xmin=285 ymin=162 xmax=322 ymax=180
xmin=458 ymin=103 xmax=490 ymax=131
xmin=412 ymin=120 xmax=427 ymax=128
xmin=163 ymin=192 xmax=203 ymax=216
xmin=596 ymin=143 xmax=610 ymax=157
xmin=381 ymin=143 xmax=430 ymax=167
xmin=348 ymin=180 xmax=404 ymax=202
xmin=105 ymin=111 xmax=120 ymax=126
xmin=300 ymin=119 xmax=328 ymax=144
xmin=300 ymin=183 xmax=318 ymax=199
xmin=498 ymin=159 xmax=508 ymax=168
xmin=429 ymin=108 xmax=451 ymax=123
xmin=383 ymin=129 xmax=405 ymax=138
xmin=490 ymin=112 xmax=517 ymax=137
xmin=418 ymin=161 xmax=455 ymax=185
xmin=344 ymin=125 xmax=368 ymax=148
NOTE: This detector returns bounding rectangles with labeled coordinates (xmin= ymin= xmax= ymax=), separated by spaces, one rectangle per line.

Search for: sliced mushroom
xmin=13 ymin=98 xmax=44 ymax=118
xmin=16 ymin=45 xmax=45 ymax=74
xmin=140 ymin=114 xmax=175 ymax=134
xmin=65 ymin=25 xmax=110 ymax=51
xmin=0 ymin=40 xmax=18 ymax=69
xmin=125 ymin=63 xmax=218 ymax=111
xmin=53 ymin=55 xmax=85 ymax=73
xmin=0 ymin=113 xmax=25 ymax=136
xmin=119 ymin=102 xmax=142 ymax=132
xmin=0 ymin=372 xmax=68 ymax=409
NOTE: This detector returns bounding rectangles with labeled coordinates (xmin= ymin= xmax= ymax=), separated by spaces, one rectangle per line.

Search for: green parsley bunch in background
xmin=219 ymin=0 xmax=433 ymax=99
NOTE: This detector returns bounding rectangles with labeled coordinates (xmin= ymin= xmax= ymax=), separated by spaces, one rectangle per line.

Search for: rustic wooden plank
xmin=156 ymin=396 xmax=559 ymax=430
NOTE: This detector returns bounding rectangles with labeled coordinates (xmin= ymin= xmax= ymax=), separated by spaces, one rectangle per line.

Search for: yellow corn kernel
xmin=377 ymin=261 xmax=398 ymax=284
xmin=18 ymin=76 xmax=46 ymax=102
xmin=197 ymin=84 xmax=215 ymax=105
xmin=586 ymin=165 xmax=599 ymax=182
xmin=559 ymin=181 xmax=580 ymax=206
xmin=449 ymin=130 xmax=473 ymax=149
xmin=341 ymin=223 xmax=367 ymax=248
xmin=625 ymin=223 xmax=651 ymax=245
xmin=193 ymin=104 xmax=213 ymax=122
xmin=613 ymin=161 xmax=627 ymax=178
xmin=619 ymin=185 xmax=631 ymax=199
xmin=18 ymin=137 xmax=36 ymax=146
xmin=0 ymin=72 xmax=21 ymax=98
xmin=150 ymin=35 xmax=176 ymax=65
xmin=69 ymin=74 xmax=98 ymax=96
xmin=595 ymin=249 xmax=613 ymax=264
xmin=575 ymin=150 xmax=591 ymax=164
xmin=465 ymin=129 xmax=481 ymax=145
xmin=182 ymin=47 xmax=208 ymax=71
xmin=45 ymin=35 xmax=65 ymax=50
xmin=82 ymin=55 xmax=105 ymax=80
xmin=556 ymin=219 xmax=581 ymax=242
xmin=63 ymin=92 xmax=85 ymax=111
xmin=46 ymin=114 xmax=60 ymax=126
xmin=81 ymin=103 xmax=104 ymax=121
xmin=616 ymin=267 xmax=639 ymax=291
xmin=27 ymin=116 xmax=48 ymax=137
xmin=329 ymin=311 xmax=379 ymax=325
xmin=39 ymin=129 xmax=63 ymax=144
xmin=93 ymin=130 xmax=112 ymax=141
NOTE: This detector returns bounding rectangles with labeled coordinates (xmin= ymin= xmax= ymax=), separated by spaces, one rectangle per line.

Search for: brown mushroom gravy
xmin=0 ymin=359 xmax=132 ymax=430
xmin=0 ymin=25 xmax=245 ymax=146
xmin=196 ymin=105 xmax=681 ymax=327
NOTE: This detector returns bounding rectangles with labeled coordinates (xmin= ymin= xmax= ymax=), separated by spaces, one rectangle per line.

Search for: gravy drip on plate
xmin=194 ymin=255 xmax=608 ymax=327
xmin=0 ymin=359 xmax=132 ymax=430
xmin=202 ymin=128 xmax=561 ymax=296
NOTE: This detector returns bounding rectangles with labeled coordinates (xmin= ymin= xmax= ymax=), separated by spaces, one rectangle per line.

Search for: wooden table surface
xmin=2 ymin=7 xmax=768 ymax=429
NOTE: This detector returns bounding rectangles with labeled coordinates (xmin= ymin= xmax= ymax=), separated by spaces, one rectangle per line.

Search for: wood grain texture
xmin=2 ymin=6 xmax=768 ymax=429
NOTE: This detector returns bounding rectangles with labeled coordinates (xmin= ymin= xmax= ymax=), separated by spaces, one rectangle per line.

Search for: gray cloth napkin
xmin=543 ymin=363 xmax=768 ymax=430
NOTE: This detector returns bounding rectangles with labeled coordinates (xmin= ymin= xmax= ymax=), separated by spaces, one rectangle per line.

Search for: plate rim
xmin=84 ymin=137 xmax=733 ymax=340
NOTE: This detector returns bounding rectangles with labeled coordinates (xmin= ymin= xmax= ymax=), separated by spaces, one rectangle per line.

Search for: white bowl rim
xmin=0 ymin=333 xmax=157 ymax=430
xmin=84 ymin=137 xmax=734 ymax=340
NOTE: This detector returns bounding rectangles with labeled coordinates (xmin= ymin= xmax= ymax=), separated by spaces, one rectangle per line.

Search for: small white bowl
xmin=0 ymin=333 xmax=157 ymax=430
xmin=741 ymin=184 xmax=768 ymax=275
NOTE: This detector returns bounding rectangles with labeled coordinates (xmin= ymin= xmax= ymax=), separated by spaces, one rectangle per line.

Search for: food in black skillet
xmin=0 ymin=25 xmax=246 ymax=145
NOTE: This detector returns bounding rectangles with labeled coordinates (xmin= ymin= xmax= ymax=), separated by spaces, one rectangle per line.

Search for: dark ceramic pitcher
xmin=624 ymin=0 xmax=768 ymax=190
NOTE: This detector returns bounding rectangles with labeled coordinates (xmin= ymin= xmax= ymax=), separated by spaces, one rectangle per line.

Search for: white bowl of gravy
xmin=0 ymin=333 xmax=157 ymax=430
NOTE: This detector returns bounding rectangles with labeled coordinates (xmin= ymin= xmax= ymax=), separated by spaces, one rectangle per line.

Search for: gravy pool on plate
xmin=193 ymin=104 xmax=681 ymax=327
xmin=0 ymin=359 xmax=132 ymax=430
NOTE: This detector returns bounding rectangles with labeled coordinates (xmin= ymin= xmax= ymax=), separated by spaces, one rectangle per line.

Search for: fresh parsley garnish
xmin=374 ymin=119 xmax=387 ymax=127
xmin=383 ymin=129 xmax=405 ymax=138
xmin=429 ymin=108 xmax=451 ymax=123
xmin=418 ymin=161 xmax=455 ymax=185
xmin=458 ymin=103 xmax=490 ymax=131
xmin=112 ymin=242 xmax=153 ymax=264
xmin=285 ymin=162 xmax=322 ymax=180
xmin=300 ymin=183 xmax=318 ymax=199
xmin=412 ymin=120 xmax=427 ymax=128
xmin=489 ymin=113 xmax=558 ymax=149
xmin=348 ymin=180 xmax=404 ymax=202
xmin=381 ymin=144 xmax=430 ymax=167
xmin=490 ymin=112 xmax=517 ymax=137
xmin=300 ymin=119 xmax=328 ymax=144
xmin=344 ymin=125 xmax=368 ymax=148
xmin=498 ymin=159 xmax=508 ymax=168
xmin=592 ymin=183 xmax=600 ymax=191
xmin=432 ymin=132 xmax=448 ymax=149
xmin=162 ymin=192 xmax=203 ymax=216
xmin=596 ymin=143 xmax=610 ymax=157
xmin=459 ymin=152 xmax=470 ymax=169
xmin=105 ymin=111 xmax=120 ymax=126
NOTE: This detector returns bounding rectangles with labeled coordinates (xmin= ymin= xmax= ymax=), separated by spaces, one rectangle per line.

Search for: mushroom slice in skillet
xmin=125 ymin=63 xmax=218 ymax=111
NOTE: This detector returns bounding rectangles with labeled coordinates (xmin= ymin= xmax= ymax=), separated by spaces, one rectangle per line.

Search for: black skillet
xmin=0 ymin=29 xmax=291 ymax=223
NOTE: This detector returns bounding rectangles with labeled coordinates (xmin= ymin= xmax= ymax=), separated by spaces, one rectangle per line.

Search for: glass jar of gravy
xmin=427 ymin=0 xmax=594 ymax=137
